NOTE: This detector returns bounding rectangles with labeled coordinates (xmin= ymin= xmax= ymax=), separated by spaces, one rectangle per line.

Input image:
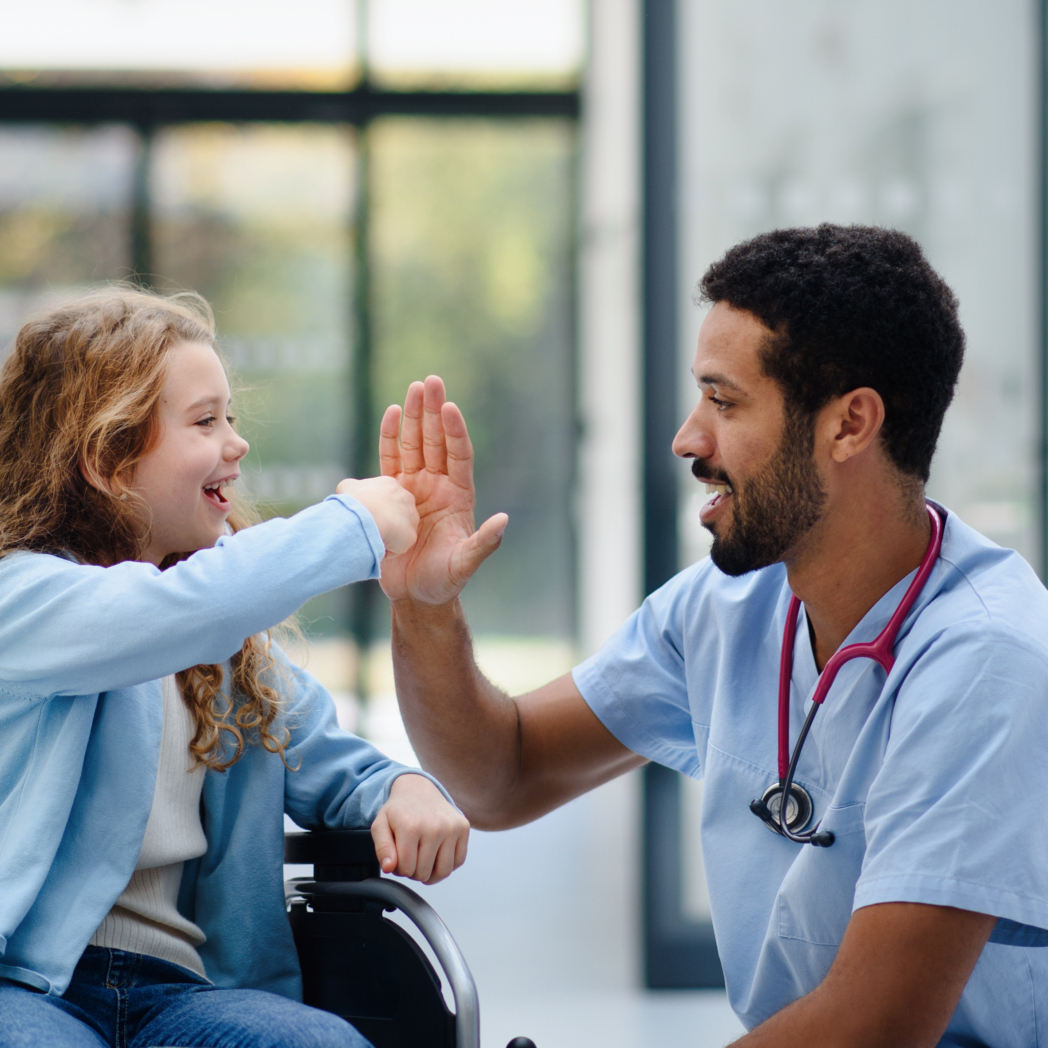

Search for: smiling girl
xmin=0 ymin=288 xmax=468 ymax=1048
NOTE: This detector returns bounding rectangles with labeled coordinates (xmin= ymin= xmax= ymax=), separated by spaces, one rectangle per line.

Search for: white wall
xmin=577 ymin=0 xmax=644 ymax=658
xmin=677 ymin=0 xmax=1039 ymax=569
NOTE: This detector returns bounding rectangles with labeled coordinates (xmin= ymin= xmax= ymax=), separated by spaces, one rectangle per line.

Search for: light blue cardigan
xmin=0 ymin=494 xmax=440 ymax=999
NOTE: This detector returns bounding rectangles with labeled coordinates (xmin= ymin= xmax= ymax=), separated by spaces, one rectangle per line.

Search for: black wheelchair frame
xmin=285 ymin=829 xmax=535 ymax=1048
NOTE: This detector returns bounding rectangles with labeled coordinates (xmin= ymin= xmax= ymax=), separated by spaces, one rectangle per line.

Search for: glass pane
xmin=0 ymin=125 xmax=136 ymax=353
xmin=370 ymin=117 xmax=577 ymax=638
xmin=151 ymin=123 xmax=357 ymax=633
xmin=678 ymin=0 xmax=1038 ymax=568
xmin=367 ymin=0 xmax=584 ymax=88
xmin=0 ymin=0 xmax=359 ymax=89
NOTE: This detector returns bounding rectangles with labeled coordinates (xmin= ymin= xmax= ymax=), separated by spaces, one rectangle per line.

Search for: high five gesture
xmin=378 ymin=375 xmax=508 ymax=606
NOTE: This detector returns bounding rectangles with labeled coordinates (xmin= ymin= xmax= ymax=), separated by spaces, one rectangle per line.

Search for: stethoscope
xmin=749 ymin=503 xmax=944 ymax=847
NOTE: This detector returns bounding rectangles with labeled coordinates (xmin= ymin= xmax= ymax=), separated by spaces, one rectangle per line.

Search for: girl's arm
xmin=0 ymin=495 xmax=384 ymax=698
xmin=278 ymin=649 xmax=468 ymax=884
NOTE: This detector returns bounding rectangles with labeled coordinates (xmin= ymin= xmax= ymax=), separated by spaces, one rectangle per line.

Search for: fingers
xmin=453 ymin=824 xmax=469 ymax=870
xmin=376 ymin=774 xmax=471 ymax=884
xmin=450 ymin=512 xmax=509 ymax=587
xmin=370 ymin=810 xmax=399 ymax=874
xmin=441 ymin=401 xmax=475 ymax=491
xmin=422 ymin=376 xmax=448 ymax=474
xmin=384 ymin=819 xmax=460 ymax=883
xmin=400 ymin=381 xmax=425 ymax=475
xmin=428 ymin=837 xmax=461 ymax=884
xmin=392 ymin=377 xmax=462 ymax=481
xmin=411 ymin=827 xmax=469 ymax=884
xmin=378 ymin=404 xmax=403 ymax=478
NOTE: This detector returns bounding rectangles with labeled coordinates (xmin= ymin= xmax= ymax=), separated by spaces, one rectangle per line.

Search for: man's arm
xmin=391 ymin=599 xmax=644 ymax=828
xmin=379 ymin=376 xmax=644 ymax=828
xmin=734 ymin=902 xmax=996 ymax=1048
xmin=381 ymin=378 xmax=996 ymax=1037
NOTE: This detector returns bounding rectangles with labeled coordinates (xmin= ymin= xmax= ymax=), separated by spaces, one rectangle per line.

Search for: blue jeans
xmin=0 ymin=947 xmax=373 ymax=1048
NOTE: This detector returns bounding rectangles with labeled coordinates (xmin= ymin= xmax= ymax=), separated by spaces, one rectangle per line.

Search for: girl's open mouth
xmin=203 ymin=481 xmax=231 ymax=509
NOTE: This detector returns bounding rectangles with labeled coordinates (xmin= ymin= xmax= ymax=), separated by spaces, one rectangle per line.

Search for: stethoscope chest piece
xmin=755 ymin=782 xmax=813 ymax=834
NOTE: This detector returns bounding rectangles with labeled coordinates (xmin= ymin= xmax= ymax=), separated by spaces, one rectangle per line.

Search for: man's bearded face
xmin=693 ymin=409 xmax=827 ymax=577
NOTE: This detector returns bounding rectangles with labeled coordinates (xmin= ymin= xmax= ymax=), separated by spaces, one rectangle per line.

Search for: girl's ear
xmin=79 ymin=458 xmax=128 ymax=499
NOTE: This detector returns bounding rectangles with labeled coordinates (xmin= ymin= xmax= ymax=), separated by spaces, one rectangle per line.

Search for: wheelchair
xmin=285 ymin=829 xmax=535 ymax=1048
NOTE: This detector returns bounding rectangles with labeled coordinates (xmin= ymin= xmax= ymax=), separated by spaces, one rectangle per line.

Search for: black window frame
xmin=640 ymin=0 xmax=724 ymax=990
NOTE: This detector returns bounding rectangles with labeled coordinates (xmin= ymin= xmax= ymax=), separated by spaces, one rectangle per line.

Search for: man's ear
xmin=821 ymin=387 xmax=886 ymax=464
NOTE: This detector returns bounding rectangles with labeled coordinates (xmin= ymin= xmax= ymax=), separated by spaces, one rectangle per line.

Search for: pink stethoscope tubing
xmin=752 ymin=503 xmax=946 ymax=845
xmin=777 ymin=503 xmax=943 ymax=780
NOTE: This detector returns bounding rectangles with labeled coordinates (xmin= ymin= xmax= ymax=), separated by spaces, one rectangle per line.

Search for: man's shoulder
xmin=931 ymin=510 xmax=1048 ymax=653
xmin=634 ymin=556 xmax=790 ymax=669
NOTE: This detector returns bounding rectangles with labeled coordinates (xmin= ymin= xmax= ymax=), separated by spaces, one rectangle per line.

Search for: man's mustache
xmin=691 ymin=458 xmax=732 ymax=486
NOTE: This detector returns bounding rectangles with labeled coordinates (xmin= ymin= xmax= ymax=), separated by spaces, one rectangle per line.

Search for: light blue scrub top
xmin=574 ymin=508 xmax=1048 ymax=1047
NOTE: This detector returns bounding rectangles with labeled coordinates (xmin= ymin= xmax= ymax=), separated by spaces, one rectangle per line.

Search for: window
xmin=0 ymin=1 xmax=582 ymax=726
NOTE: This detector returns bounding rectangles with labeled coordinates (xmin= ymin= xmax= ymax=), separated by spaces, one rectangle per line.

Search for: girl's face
xmin=130 ymin=341 xmax=249 ymax=565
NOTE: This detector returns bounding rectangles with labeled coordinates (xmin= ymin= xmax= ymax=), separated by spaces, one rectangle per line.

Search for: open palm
xmin=378 ymin=376 xmax=507 ymax=606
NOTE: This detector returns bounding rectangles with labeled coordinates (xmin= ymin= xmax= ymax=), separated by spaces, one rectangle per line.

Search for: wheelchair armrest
xmin=285 ymin=828 xmax=380 ymax=881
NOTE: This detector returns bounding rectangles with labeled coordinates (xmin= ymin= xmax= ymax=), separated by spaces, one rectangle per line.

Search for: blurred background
xmin=0 ymin=2 xmax=1042 ymax=1045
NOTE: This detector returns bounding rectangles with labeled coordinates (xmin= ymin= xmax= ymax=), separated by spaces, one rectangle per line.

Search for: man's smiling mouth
xmin=696 ymin=476 xmax=734 ymax=526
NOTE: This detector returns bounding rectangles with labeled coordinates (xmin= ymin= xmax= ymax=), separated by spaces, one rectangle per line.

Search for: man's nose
xmin=672 ymin=407 xmax=714 ymax=460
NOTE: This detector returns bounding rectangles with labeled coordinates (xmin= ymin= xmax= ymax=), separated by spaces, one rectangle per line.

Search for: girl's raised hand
xmin=336 ymin=476 xmax=420 ymax=556
xmin=370 ymin=773 xmax=470 ymax=884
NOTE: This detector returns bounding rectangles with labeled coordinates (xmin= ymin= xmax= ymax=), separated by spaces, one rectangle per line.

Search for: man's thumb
xmin=458 ymin=513 xmax=508 ymax=576
xmin=371 ymin=811 xmax=398 ymax=874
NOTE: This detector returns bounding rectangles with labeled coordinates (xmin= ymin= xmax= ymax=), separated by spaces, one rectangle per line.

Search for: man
xmin=378 ymin=225 xmax=1048 ymax=1047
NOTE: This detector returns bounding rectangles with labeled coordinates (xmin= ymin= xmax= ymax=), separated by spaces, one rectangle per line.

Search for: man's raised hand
xmin=378 ymin=375 xmax=507 ymax=605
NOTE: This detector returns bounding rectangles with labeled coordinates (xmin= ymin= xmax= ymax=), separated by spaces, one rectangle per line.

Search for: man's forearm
xmin=729 ymin=903 xmax=995 ymax=1048
xmin=390 ymin=597 xmax=521 ymax=827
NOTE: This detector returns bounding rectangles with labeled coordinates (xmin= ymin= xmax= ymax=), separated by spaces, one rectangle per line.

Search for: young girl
xmin=0 ymin=288 xmax=468 ymax=1048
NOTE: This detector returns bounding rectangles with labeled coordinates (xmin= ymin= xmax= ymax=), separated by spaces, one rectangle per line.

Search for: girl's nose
xmin=227 ymin=431 xmax=250 ymax=462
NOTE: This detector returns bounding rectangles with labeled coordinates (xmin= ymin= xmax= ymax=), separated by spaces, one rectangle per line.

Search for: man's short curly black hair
xmin=698 ymin=224 xmax=964 ymax=483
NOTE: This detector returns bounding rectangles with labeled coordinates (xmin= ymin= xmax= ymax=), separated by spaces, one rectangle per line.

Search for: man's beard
xmin=694 ymin=410 xmax=827 ymax=577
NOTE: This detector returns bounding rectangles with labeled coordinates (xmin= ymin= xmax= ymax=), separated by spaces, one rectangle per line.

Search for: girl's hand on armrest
xmin=370 ymin=773 xmax=470 ymax=884
xmin=336 ymin=476 xmax=420 ymax=556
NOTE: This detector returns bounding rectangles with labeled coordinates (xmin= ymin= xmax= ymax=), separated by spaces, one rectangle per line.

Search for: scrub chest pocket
xmin=776 ymin=803 xmax=867 ymax=948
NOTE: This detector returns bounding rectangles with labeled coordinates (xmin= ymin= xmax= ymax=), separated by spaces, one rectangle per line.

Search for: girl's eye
xmin=226 ymin=416 xmax=237 ymax=427
xmin=196 ymin=416 xmax=217 ymax=428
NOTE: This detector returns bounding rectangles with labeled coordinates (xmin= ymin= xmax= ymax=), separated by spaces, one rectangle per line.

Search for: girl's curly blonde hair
xmin=0 ymin=286 xmax=291 ymax=771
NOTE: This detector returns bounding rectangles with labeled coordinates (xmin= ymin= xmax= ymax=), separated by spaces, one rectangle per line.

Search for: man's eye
xmin=710 ymin=394 xmax=730 ymax=410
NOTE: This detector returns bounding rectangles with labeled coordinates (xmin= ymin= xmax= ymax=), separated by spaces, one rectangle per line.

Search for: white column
xmin=578 ymin=0 xmax=643 ymax=658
